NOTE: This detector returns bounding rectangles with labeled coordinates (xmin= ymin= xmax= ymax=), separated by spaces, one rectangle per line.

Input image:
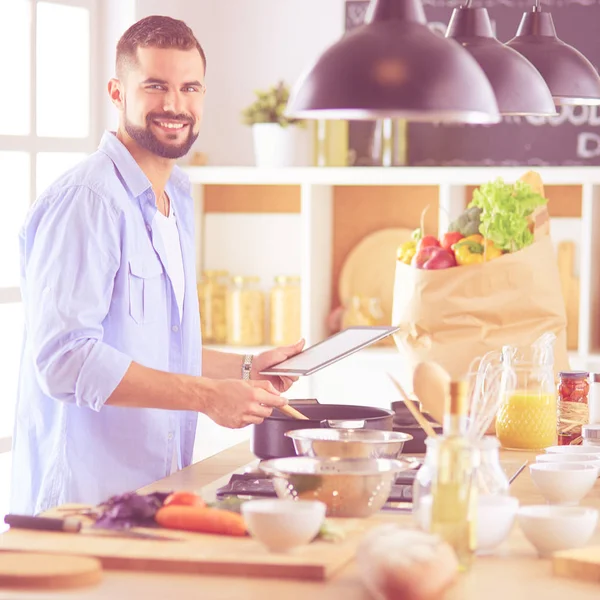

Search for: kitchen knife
xmin=4 ymin=514 xmax=182 ymax=542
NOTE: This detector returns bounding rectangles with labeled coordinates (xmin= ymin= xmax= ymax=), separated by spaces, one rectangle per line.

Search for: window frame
xmin=0 ymin=0 xmax=100 ymax=453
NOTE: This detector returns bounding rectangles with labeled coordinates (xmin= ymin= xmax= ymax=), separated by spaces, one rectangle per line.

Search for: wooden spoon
xmin=277 ymin=404 xmax=310 ymax=420
xmin=387 ymin=374 xmax=438 ymax=439
xmin=412 ymin=361 xmax=451 ymax=426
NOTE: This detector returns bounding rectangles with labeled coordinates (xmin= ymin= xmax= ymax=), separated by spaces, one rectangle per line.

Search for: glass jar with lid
xmin=270 ymin=275 xmax=301 ymax=346
xmin=227 ymin=276 xmax=264 ymax=346
xmin=197 ymin=270 xmax=229 ymax=344
xmin=557 ymin=371 xmax=590 ymax=445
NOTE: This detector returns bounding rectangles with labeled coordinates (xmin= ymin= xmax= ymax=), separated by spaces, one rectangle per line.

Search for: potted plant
xmin=241 ymin=81 xmax=312 ymax=167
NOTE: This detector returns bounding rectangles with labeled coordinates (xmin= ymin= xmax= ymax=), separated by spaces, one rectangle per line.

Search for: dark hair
xmin=116 ymin=15 xmax=206 ymax=76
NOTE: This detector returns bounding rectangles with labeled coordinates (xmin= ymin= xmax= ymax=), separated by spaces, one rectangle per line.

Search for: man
xmin=11 ymin=15 xmax=304 ymax=515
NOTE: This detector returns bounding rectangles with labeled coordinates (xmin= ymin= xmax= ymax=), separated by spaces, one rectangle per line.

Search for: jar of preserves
xmin=270 ymin=275 xmax=301 ymax=346
xmin=227 ymin=276 xmax=264 ymax=346
xmin=557 ymin=371 xmax=590 ymax=446
xmin=197 ymin=270 xmax=228 ymax=344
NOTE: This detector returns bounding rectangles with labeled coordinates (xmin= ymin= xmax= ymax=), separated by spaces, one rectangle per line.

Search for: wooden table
xmin=1 ymin=443 xmax=599 ymax=599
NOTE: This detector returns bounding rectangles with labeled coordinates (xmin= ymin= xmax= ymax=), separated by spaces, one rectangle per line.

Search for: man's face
xmin=119 ymin=46 xmax=205 ymax=159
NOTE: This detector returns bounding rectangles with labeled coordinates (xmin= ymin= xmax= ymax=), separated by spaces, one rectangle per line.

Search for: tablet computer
xmin=258 ymin=326 xmax=400 ymax=377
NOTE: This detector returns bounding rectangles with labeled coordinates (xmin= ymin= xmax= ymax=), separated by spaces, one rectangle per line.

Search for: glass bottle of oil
xmin=430 ymin=380 xmax=478 ymax=571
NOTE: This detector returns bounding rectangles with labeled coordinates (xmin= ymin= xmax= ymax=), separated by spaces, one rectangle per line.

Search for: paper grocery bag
xmin=391 ymin=235 xmax=569 ymax=381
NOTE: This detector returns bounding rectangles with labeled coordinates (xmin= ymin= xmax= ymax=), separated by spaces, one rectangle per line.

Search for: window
xmin=0 ymin=0 xmax=99 ymax=493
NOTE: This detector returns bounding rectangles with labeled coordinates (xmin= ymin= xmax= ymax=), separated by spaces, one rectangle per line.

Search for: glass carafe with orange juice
xmin=494 ymin=333 xmax=558 ymax=451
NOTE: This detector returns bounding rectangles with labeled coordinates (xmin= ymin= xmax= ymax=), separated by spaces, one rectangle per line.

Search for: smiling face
xmin=112 ymin=46 xmax=206 ymax=159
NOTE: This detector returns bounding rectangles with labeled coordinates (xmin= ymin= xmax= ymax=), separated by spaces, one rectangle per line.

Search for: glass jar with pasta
xmin=270 ymin=275 xmax=301 ymax=346
xmin=197 ymin=270 xmax=229 ymax=344
xmin=227 ymin=276 xmax=265 ymax=346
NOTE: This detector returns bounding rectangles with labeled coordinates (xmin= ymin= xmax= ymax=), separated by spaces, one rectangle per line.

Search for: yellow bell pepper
xmin=397 ymin=240 xmax=417 ymax=265
xmin=452 ymin=235 xmax=503 ymax=266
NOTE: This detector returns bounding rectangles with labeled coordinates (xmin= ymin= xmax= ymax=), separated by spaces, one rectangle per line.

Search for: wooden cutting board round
xmin=0 ymin=553 xmax=103 ymax=590
xmin=338 ymin=227 xmax=413 ymax=320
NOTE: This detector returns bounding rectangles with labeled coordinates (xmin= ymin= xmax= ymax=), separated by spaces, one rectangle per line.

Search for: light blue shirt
xmin=11 ymin=131 xmax=201 ymax=515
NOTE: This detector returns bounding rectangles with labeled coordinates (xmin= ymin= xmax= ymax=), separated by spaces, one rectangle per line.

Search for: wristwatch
xmin=242 ymin=354 xmax=254 ymax=380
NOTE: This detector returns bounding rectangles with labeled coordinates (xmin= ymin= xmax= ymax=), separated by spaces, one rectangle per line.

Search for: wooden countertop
xmin=1 ymin=443 xmax=599 ymax=600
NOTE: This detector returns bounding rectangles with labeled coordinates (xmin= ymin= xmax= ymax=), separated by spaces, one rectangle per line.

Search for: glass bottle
xmin=557 ymin=371 xmax=590 ymax=445
xmin=430 ymin=381 xmax=479 ymax=571
xmin=270 ymin=275 xmax=301 ymax=346
xmin=226 ymin=276 xmax=264 ymax=346
xmin=197 ymin=270 xmax=229 ymax=344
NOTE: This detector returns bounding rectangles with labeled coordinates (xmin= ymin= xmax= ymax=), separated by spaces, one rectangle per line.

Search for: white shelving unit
xmin=186 ymin=166 xmax=600 ymax=460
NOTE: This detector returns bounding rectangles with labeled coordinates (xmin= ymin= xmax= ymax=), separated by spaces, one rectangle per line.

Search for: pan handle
xmin=321 ymin=419 xmax=366 ymax=429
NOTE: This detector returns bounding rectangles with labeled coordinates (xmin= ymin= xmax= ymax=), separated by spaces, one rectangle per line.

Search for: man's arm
xmin=201 ymin=348 xmax=244 ymax=379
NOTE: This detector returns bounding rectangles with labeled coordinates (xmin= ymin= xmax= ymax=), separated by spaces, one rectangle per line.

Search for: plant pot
xmin=252 ymin=123 xmax=311 ymax=167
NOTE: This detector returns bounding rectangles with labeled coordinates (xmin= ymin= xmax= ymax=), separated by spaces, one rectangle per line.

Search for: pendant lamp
xmin=286 ymin=0 xmax=500 ymax=124
xmin=446 ymin=5 xmax=557 ymax=116
xmin=506 ymin=3 xmax=600 ymax=106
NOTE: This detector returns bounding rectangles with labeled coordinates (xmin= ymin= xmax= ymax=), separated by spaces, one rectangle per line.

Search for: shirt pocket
xmin=128 ymin=254 xmax=164 ymax=324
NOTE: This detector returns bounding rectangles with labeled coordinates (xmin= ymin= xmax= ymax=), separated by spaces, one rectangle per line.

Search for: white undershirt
xmin=152 ymin=205 xmax=185 ymax=474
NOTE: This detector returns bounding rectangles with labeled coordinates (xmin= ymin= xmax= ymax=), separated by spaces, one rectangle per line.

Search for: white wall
xmin=135 ymin=0 xmax=348 ymax=166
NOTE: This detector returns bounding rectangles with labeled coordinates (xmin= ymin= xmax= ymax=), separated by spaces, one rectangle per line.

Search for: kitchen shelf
xmin=184 ymin=165 xmax=600 ymax=398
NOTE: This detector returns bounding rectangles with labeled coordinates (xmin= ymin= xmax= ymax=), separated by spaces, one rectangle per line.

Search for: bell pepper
xmin=452 ymin=235 xmax=503 ymax=266
xmin=441 ymin=231 xmax=464 ymax=253
xmin=397 ymin=240 xmax=417 ymax=265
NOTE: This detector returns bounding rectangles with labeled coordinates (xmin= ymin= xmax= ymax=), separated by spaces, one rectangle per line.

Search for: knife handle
xmin=4 ymin=514 xmax=81 ymax=533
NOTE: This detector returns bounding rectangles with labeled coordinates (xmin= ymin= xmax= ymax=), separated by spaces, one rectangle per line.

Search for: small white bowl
xmin=545 ymin=445 xmax=600 ymax=457
xmin=536 ymin=453 xmax=600 ymax=477
xmin=529 ymin=462 xmax=598 ymax=505
xmin=241 ymin=499 xmax=326 ymax=553
xmin=414 ymin=494 xmax=518 ymax=554
xmin=518 ymin=505 xmax=598 ymax=558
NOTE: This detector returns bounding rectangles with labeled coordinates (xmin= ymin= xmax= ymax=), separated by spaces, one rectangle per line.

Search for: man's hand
xmin=200 ymin=379 xmax=287 ymax=428
xmin=251 ymin=339 xmax=306 ymax=392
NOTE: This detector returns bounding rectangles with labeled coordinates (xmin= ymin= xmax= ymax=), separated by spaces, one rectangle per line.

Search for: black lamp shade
xmin=286 ymin=0 xmax=500 ymax=124
xmin=446 ymin=7 xmax=557 ymax=116
xmin=506 ymin=8 xmax=600 ymax=106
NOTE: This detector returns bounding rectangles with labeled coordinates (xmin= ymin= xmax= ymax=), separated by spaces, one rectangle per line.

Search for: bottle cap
xmin=559 ymin=371 xmax=589 ymax=379
xmin=582 ymin=424 xmax=600 ymax=440
xmin=447 ymin=380 xmax=469 ymax=416
xmin=593 ymin=373 xmax=600 ymax=384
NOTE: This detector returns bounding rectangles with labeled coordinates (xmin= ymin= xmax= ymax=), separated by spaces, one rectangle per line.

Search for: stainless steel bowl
xmin=258 ymin=456 xmax=418 ymax=518
xmin=284 ymin=428 xmax=413 ymax=459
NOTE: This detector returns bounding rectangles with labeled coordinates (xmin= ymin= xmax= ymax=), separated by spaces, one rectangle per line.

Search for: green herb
xmin=316 ymin=520 xmax=346 ymax=543
xmin=241 ymin=81 xmax=305 ymax=128
xmin=468 ymin=178 xmax=547 ymax=252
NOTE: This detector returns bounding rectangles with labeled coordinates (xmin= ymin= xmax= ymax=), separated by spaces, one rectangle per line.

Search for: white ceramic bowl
xmin=529 ymin=462 xmax=598 ymax=505
xmin=517 ymin=505 xmax=599 ymax=558
xmin=414 ymin=495 xmax=519 ymax=554
xmin=536 ymin=453 xmax=600 ymax=477
xmin=545 ymin=445 xmax=600 ymax=457
xmin=241 ymin=499 xmax=326 ymax=553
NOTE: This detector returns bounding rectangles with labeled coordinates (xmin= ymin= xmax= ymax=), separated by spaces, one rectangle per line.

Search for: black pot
xmin=391 ymin=400 xmax=443 ymax=454
xmin=251 ymin=401 xmax=395 ymax=460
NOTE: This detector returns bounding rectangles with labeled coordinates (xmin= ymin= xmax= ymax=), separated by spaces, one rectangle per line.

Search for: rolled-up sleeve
xmin=21 ymin=185 xmax=132 ymax=411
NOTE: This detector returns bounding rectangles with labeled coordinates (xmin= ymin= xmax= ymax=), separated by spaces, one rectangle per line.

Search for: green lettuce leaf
xmin=468 ymin=178 xmax=547 ymax=252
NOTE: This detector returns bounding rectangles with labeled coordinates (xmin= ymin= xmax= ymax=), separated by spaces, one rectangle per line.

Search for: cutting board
xmin=0 ymin=506 xmax=375 ymax=582
xmin=553 ymin=546 xmax=600 ymax=583
xmin=557 ymin=241 xmax=580 ymax=351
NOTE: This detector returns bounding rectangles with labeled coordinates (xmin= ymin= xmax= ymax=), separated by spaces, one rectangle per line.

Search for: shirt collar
xmin=98 ymin=131 xmax=191 ymax=198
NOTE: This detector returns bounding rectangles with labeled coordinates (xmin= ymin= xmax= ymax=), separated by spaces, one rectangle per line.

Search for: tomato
xmin=163 ymin=491 xmax=206 ymax=508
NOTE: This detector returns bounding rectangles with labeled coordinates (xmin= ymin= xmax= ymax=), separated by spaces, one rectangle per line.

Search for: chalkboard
xmin=345 ymin=0 xmax=600 ymax=166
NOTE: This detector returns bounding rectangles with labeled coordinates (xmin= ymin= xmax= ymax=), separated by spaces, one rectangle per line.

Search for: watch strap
xmin=242 ymin=354 xmax=254 ymax=380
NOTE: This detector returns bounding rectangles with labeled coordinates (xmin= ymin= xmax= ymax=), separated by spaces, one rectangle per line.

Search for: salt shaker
xmin=589 ymin=373 xmax=600 ymax=424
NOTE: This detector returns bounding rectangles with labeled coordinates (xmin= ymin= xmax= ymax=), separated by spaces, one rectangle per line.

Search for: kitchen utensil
xmin=0 ymin=504 xmax=379 ymax=581
xmin=509 ymin=460 xmax=529 ymax=485
xmin=277 ymin=404 xmax=310 ymax=420
xmin=4 ymin=514 xmax=182 ymax=542
xmin=0 ymin=552 xmax=102 ymax=590
xmin=529 ymin=463 xmax=598 ymax=505
xmin=338 ymin=227 xmax=413 ymax=322
xmin=259 ymin=456 xmax=418 ymax=518
xmin=536 ymin=453 xmax=600 ymax=477
xmin=545 ymin=444 xmax=600 ymax=456
xmin=241 ymin=499 xmax=326 ymax=553
xmin=251 ymin=401 xmax=395 ymax=460
xmin=412 ymin=361 xmax=451 ymax=426
xmin=518 ymin=505 xmax=598 ymax=558
xmin=285 ymin=428 xmax=413 ymax=459
xmin=388 ymin=374 xmax=438 ymax=439
xmin=391 ymin=401 xmax=443 ymax=453
xmin=553 ymin=545 xmax=600 ymax=583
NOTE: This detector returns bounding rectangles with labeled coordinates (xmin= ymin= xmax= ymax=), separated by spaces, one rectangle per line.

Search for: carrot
xmin=155 ymin=505 xmax=247 ymax=537
xmin=163 ymin=491 xmax=206 ymax=508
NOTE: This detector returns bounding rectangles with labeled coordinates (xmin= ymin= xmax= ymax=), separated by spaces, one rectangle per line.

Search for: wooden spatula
xmin=277 ymin=404 xmax=310 ymax=420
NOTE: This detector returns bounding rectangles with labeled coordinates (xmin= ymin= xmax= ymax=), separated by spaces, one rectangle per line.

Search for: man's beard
xmin=124 ymin=107 xmax=199 ymax=159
